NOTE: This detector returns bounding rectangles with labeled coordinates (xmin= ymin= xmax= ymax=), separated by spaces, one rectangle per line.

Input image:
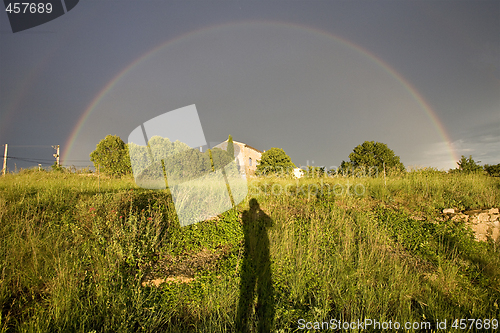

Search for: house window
xmin=249 ymin=157 xmax=252 ymax=166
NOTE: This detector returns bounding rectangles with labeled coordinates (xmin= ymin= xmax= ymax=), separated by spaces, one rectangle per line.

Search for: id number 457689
xmin=5 ymin=3 xmax=53 ymax=14
xmin=452 ymin=319 xmax=498 ymax=330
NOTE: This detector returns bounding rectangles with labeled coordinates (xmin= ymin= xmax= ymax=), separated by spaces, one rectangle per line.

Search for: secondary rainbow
xmin=63 ymin=21 xmax=458 ymax=166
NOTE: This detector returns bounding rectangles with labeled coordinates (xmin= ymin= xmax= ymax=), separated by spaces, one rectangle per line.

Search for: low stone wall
xmin=442 ymin=208 xmax=499 ymax=242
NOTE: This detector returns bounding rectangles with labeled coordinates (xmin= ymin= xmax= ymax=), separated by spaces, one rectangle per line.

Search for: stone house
xmin=215 ymin=140 xmax=262 ymax=176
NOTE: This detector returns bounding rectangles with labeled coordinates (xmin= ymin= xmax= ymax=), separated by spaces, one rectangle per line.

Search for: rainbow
xmin=62 ymin=21 xmax=459 ymax=165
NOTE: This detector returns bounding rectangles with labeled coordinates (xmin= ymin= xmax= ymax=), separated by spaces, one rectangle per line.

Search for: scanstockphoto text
xmin=297 ymin=318 xmax=499 ymax=331
xmin=250 ymin=164 xmax=380 ymax=198
xmin=249 ymin=178 xmax=366 ymax=198
xmin=257 ymin=164 xmax=380 ymax=178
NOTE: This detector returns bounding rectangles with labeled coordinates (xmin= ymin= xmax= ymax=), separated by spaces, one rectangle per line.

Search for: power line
xmin=1 ymin=144 xmax=98 ymax=173
xmin=1 ymin=144 xmax=95 ymax=173
xmin=7 ymin=156 xmax=55 ymax=165
xmin=7 ymin=155 xmax=54 ymax=161
xmin=7 ymin=156 xmax=92 ymax=163
xmin=3 ymin=145 xmax=54 ymax=148
xmin=5 ymin=154 xmax=91 ymax=162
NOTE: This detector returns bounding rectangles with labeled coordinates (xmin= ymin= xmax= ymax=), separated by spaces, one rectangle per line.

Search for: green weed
xmin=0 ymin=171 xmax=499 ymax=332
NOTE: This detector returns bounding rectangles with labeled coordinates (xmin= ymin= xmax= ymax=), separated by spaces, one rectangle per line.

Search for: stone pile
xmin=442 ymin=208 xmax=499 ymax=242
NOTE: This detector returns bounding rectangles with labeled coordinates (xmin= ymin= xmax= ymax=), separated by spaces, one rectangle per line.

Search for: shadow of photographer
xmin=236 ymin=198 xmax=275 ymax=333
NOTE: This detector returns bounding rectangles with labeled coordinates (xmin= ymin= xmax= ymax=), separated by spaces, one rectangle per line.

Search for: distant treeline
xmin=129 ymin=136 xmax=235 ymax=184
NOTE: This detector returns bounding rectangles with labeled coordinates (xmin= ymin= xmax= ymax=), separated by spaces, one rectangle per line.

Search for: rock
xmin=469 ymin=216 xmax=479 ymax=224
xmin=478 ymin=213 xmax=490 ymax=222
xmin=142 ymin=278 xmax=165 ymax=287
xmin=470 ymin=224 xmax=489 ymax=242
xmin=141 ymin=275 xmax=194 ymax=287
xmin=452 ymin=214 xmax=468 ymax=223
xmin=464 ymin=209 xmax=488 ymax=215
xmin=492 ymin=228 xmax=499 ymax=242
xmin=445 ymin=207 xmax=500 ymax=243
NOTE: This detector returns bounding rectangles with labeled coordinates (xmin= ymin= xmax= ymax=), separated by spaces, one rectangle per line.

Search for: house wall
xmin=215 ymin=140 xmax=262 ymax=176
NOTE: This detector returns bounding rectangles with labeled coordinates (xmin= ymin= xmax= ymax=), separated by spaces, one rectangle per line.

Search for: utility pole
xmin=52 ymin=145 xmax=60 ymax=167
xmin=2 ymin=144 xmax=7 ymax=176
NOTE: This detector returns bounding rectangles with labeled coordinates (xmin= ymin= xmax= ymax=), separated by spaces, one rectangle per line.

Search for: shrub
xmin=90 ymin=135 xmax=132 ymax=177
xmin=456 ymin=155 xmax=482 ymax=174
xmin=348 ymin=141 xmax=405 ymax=175
xmin=256 ymin=147 xmax=295 ymax=176
xmin=484 ymin=163 xmax=500 ymax=177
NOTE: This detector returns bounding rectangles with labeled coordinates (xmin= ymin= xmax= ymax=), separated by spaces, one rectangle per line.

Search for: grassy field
xmin=0 ymin=169 xmax=499 ymax=332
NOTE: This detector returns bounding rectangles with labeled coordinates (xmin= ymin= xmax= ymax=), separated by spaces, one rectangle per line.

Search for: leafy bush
xmin=455 ymin=155 xmax=482 ymax=174
xmin=484 ymin=163 xmax=500 ymax=177
xmin=90 ymin=135 xmax=132 ymax=177
xmin=255 ymin=147 xmax=295 ymax=176
xmin=348 ymin=141 xmax=405 ymax=175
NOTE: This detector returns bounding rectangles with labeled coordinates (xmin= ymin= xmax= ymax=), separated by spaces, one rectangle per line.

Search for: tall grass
xmin=0 ymin=170 xmax=499 ymax=332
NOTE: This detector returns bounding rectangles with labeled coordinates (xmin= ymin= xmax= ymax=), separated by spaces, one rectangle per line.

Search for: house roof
xmin=243 ymin=144 xmax=262 ymax=154
xmin=229 ymin=140 xmax=263 ymax=154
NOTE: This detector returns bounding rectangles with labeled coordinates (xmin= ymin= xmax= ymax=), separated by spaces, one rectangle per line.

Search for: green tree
xmin=227 ymin=135 xmax=234 ymax=159
xmin=51 ymin=161 xmax=64 ymax=172
xmin=210 ymin=147 xmax=233 ymax=169
xmin=456 ymin=155 xmax=482 ymax=173
xmin=337 ymin=160 xmax=354 ymax=177
xmin=256 ymin=147 xmax=295 ymax=176
xmin=348 ymin=141 xmax=405 ymax=175
xmin=305 ymin=166 xmax=325 ymax=178
xmin=484 ymin=163 xmax=500 ymax=177
xmin=90 ymin=135 xmax=131 ymax=177
xmin=129 ymin=136 xmax=213 ymax=185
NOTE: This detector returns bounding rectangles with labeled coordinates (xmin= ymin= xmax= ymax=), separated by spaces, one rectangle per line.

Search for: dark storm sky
xmin=0 ymin=0 xmax=498 ymax=171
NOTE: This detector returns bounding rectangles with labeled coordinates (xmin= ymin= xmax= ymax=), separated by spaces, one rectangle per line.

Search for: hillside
xmin=0 ymin=170 xmax=499 ymax=332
